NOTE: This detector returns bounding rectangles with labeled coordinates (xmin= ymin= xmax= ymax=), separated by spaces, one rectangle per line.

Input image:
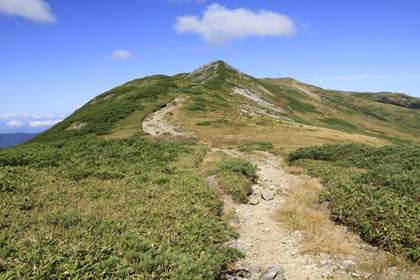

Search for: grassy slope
xmin=0 ymin=137 xmax=242 ymax=278
xmin=4 ymin=60 xmax=420 ymax=277
xmin=261 ymin=78 xmax=420 ymax=143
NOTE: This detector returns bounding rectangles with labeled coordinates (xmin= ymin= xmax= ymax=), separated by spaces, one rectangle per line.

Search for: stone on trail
xmin=260 ymin=190 xmax=274 ymax=201
xmin=259 ymin=266 xmax=285 ymax=280
xmin=249 ymin=197 xmax=259 ymax=205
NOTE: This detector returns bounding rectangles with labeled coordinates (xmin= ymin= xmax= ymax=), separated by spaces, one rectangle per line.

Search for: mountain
xmin=0 ymin=132 xmax=40 ymax=148
xmin=32 ymin=60 xmax=420 ymax=150
xmin=3 ymin=61 xmax=420 ymax=279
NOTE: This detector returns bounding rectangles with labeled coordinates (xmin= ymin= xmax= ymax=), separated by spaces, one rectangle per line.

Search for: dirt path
xmin=142 ymin=99 xmax=418 ymax=280
xmin=215 ymin=149 xmax=348 ymax=279
xmin=142 ymin=95 xmax=189 ymax=137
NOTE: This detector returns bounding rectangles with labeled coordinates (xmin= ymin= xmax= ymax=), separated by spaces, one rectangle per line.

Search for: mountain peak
xmin=187 ymin=60 xmax=250 ymax=81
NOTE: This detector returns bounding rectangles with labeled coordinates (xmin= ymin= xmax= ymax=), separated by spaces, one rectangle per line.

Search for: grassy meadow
xmin=0 ymin=138 xmax=243 ymax=279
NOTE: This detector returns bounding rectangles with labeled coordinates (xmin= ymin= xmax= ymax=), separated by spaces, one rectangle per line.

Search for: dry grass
xmin=172 ymin=102 xmax=390 ymax=154
xmin=287 ymin=165 xmax=306 ymax=175
xmin=359 ymin=253 xmax=420 ymax=280
xmin=275 ymin=178 xmax=356 ymax=257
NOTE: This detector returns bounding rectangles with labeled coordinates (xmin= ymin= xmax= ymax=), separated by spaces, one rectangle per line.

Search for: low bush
xmin=216 ymin=159 xmax=258 ymax=202
xmin=287 ymin=144 xmax=420 ymax=262
xmin=238 ymin=142 xmax=274 ymax=153
xmin=196 ymin=121 xmax=212 ymax=126
xmin=0 ymin=138 xmax=242 ymax=278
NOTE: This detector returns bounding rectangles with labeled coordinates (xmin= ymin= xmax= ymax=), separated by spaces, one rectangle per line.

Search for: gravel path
xmin=215 ymin=149 xmax=348 ymax=279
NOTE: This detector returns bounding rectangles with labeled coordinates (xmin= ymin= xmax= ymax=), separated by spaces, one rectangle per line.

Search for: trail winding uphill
xmin=142 ymin=100 xmax=419 ymax=280
xmin=142 ymin=95 xmax=187 ymax=137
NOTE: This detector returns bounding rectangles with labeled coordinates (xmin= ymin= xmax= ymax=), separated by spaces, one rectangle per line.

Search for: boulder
xmin=259 ymin=266 xmax=285 ymax=280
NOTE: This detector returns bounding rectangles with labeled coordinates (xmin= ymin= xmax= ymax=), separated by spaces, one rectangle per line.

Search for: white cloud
xmin=0 ymin=0 xmax=57 ymax=23
xmin=32 ymin=112 xmax=43 ymax=119
xmin=174 ymin=3 xmax=296 ymax=46
xmin=6 ymin=120 xmax=24 ymax=128
xmin=0 ymin=113 xmax=17 ymax=119
xmin=44 ymin=112 xmax=55 ymax=118
xmin=29 ymin=119 xmax=62 ymax=127
xmin=110 ymin=50 xmax=132 ymax=60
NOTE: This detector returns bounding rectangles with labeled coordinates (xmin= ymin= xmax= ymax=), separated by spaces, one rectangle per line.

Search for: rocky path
xmin=216 ymin=149 xmax=353 ymax=280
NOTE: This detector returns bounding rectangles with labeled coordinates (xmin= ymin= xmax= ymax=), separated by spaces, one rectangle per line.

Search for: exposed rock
xmin=220 ymin=268 xmax=252 ymax=279
xmin=249 ymin=197 xmax=259 ymax=205
xmin=343 ymin=259 xmax=356 ymax=267
xmin=293 ymin=83 xmax=320 ymax=100
xmin=90 ymin=92 xmax=115 ymax=104
xmin=259 ymin=266 xmax=285 ymax=280
xmin=260 ymin=191 xmax=274 ymax=201
xmin=234 ymin=88 xmax=286 ymax=115
xmin=65 ymin=121 xmax=87 ymax=130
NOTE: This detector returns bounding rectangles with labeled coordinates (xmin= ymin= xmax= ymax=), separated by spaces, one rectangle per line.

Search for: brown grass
xmin=287 ymin=165 xmax=306 ymax=175
xmin=359 ymin=253 xmax=420 ymax=280
xmin=275 ymin=178 xmax=356 ymax=257
xmin=171 ymin=100 xmax=390 ymax=154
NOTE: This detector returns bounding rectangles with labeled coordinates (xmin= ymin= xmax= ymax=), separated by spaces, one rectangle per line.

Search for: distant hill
xmin=351 ymin=91 xmax=420 ymax=110
xmin=0 ymin=132 xmax=40 ymax=148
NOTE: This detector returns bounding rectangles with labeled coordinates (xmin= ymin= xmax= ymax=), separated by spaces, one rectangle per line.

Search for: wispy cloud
xmin=32 ymin=112 xmax=43 ymax=119
xmin=0 ymin=0 xmax=57 ymax=23
xmin=110 ymin=50 xmax=132 ymax=60
xmin=174 ymin=3 xmax=296 ymax=46
xmin=6 ymin=120 xmax=24 ymax=128
xmin=318 ymin=74 xmax=420 ymax=81
xmin=0 ymin=113 xmax=17 ymax=119
xmin=29 ymin=119 xmax=62 ymax=128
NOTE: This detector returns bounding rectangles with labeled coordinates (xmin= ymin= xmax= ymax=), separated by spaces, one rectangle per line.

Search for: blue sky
xmin=1 ymin=0 xmax=420 ymax=133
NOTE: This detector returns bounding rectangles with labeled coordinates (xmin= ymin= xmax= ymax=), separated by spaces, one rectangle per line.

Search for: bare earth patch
xmin=65 ymin=121 xmax=87 ymax=130
xmin=142 ymin=95 xmax=193 ymax=137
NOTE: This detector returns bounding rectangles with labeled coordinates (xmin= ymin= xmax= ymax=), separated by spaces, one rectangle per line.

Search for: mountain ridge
xmin=31 ymin=60 xmax=420 ymax=149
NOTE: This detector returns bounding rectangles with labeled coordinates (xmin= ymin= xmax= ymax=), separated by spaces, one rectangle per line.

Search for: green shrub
xmin=288 ymin=144 xmax=420 ymax=262
xmin=186 ymin=101 xmax=207 ymax=112
xmin=216 ymin=159 xmax=258 ymax=202
xmin=196 ymin=121 xmax=211 ymax=126
xmin=238 ymin=142 xmax=274 ymax=153
xmin=0 ymin=138 xmax=242 ymax=278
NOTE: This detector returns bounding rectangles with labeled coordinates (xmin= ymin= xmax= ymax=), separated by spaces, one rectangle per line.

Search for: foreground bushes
xmin=287 ymin=144 xmax=420 ymax=262
xmin=0 ymin=138 xmax=241 ymax=279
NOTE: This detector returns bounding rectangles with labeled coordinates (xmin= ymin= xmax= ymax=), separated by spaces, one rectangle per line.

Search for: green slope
xmin=4 ymin=61 xmax=420 ymax=278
